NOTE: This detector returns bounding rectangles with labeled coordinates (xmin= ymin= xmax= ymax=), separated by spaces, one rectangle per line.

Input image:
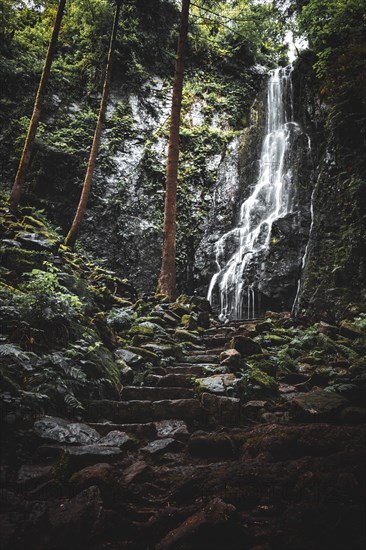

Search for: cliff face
xmin=292 ymin=55 xmax=366 ymax=321
xmin=196 ymin=55 xmax=365 ymax=321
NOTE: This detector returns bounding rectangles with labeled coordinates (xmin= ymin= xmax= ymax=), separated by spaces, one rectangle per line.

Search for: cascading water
xmin=207 ymin=66 xmax=303 ymax=320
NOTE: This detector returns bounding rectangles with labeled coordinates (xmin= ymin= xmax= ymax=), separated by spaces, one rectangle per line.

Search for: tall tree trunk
xmin=158 ymin=0 xmax=190 ymax=300
xmin=9 ymin=0 xmax=67 ymax=212
xmin=64 ymin=0 xmax=121 ymax=248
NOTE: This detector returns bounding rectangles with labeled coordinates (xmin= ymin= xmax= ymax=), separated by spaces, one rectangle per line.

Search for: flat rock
xmin=33 ymin=416 xmax=100 ymax=445
xmin=290 ymin=389 xmax=349 ymax=421
xmin=141 ymin=438 xmax=180 ymax=455
xmin=196 ymin=373 xmax=237 ymax=396
xmin=151 ymin=399 xmax=201 ymax=423
xmin=17 ymin=232 xmax=54 ymax=251
xmin=155 ymin=419 xmax=189 ymax=441
xmin=98 ymin=430 xmax=133 ymax=449
xmin=115 ymin=348 xmax=143 ymax=366
xmin=188 ymin=431 xmax=237 ymax=459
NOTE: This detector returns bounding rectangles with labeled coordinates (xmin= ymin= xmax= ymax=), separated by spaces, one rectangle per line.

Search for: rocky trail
xmin=1 ymin=314 xmax=365 ymax=550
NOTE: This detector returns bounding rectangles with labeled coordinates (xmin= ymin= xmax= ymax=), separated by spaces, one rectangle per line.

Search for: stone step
xmin=187 ymin=348 xmax=224 ymax=356
xmin=88 ymin=421 xmax=157 ymax=438
xmin=121 ymin=386 xmax=194 ymax=400
xmin=181 ymin=355 xmax=220 ymax=365
xmin=144 ymin=373 xmax=195 ymax=388
xmin=166 ymin=364 xmax=226 ymax=376
xmin=203 ymin=336 xmax=231 ymax=348
xmin=87 ymin=399 xmax=202 ymax=424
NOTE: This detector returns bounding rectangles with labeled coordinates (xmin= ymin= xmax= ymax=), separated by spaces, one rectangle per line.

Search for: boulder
xmin=155 ymin=419 xmax=189 ymax=441
xmin=290 ymin=390 xmax=349 ymax=422
xmin=195 ymin=373 xmax=237 ymax=396
xmin=200 ymin=393 xmax=240 ymax=428
xmin=114 ymin=348 xmax=143 ymax=366
xmin=33 ymin=417 xmax=100 ymax=445
xmin=230 ymin=335 xmax=262 ymax=357
xmin=141 ymin=438 xmax=181 ymax=455
xmin=98 ymin=430 xmax=134 ymax=449
xmin=220 ymin=349 xmax=242 ymax=370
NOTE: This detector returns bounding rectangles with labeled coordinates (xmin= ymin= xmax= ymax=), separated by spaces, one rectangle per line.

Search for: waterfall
xmin=207 ymin=66 xmax=302 ymax=320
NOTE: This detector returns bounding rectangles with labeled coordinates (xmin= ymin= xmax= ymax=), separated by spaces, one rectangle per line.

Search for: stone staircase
xmin=82 ymin=318 xmax=262 ymax=438
xmin=5 ymin=316 xmax=365 ymax=550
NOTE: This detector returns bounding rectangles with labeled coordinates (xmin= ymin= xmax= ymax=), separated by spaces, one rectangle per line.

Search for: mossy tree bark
xmin=9 ymin=0 xmax=67 ymax=212
xmin=64 ymin=0 xmax=121 ymax=248
xmin=158 ymin=0 xmax=190 ymax=300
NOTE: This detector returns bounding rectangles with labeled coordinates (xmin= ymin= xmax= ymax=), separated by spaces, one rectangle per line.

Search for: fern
xmin=64 ymin=392 xmax=85 ymax=411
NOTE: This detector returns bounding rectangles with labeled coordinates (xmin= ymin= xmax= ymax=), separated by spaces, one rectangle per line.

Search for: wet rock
xmin=17 ymin=232 xmax=54 ymax=251
xmin=220 ymin=349 xmax=242 ymax=370
xmin=196 ymin=373 xmax=237 ymax=396
xmin=155 ymin=419 xmax=189 ymax=441
xmin=141 ymin=438 xmax=181 ymax=455
xmin=60 ymin=444 xmax=122 ymax=470
xmin=156 ymin=497 xmax=236 ymax=550
xmin=33 ymin=416 xmax=100 ymax=445
xmin=48 ymin=486 xmax=103 ymax=548
xmin=290 ymin=390 xmax=349 ymax=422
xmin=98 ymin=430 xmax=134 ymax=449
xmin=114 ymin=348 xmax=143 ymax=367
xmin=230 ymin=335 xmax=262 ymax=357
xmin=107 ymin=308 xmax=134 ymax=331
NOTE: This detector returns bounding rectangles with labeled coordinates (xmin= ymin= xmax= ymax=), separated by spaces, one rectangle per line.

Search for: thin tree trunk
xmin=158 ymin=0 xmax=190 ymax=300
xmin=64 ymin=0 xmax=121 ymax=248
xmin=9 ymin=0 xmax=66 ymax=212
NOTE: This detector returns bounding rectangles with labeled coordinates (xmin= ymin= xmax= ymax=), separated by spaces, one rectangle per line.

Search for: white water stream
xmin=207 ymin=66 xmax=303 ymax=320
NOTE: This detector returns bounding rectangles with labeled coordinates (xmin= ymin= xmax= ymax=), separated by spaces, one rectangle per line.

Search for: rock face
xmin=291 ymin=55 xmax=366 ymax=319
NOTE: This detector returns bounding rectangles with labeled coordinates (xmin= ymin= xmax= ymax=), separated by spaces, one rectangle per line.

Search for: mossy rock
xmin=230 ymin=335 xmax=262 ymax=357
xmin=126 ymin=346 xmax=159 ymax=364
xmin=261 ymin=334 xmax=291 ymax=348
xmin=340 ymin=320 xmax=366 ymax=339
xmin=181 ymin=314 xmax=198 ymax=331
xmin=237 ymin=367 xmax=279 ymax=400
xmin=0 ymin=247 xmax=48 ymax=271
xmin=174 ymin=328 xmax=201 ymax=343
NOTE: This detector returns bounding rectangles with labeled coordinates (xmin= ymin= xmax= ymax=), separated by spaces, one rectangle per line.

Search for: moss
xmin=174 ymin=328 xmax=200 ymax=343
xmin=129 ymin=324 xmax=155 ymax=337
xmin=126 ymin=346 xmax=159 ymax=363
xmin=0 ymin=247 xmax=48 ymax=271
